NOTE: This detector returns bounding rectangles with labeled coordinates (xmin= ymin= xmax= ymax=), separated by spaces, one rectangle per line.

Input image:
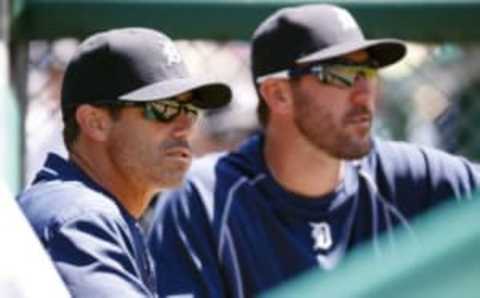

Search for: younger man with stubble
xmin=147 ymin=4 xmax=480 ymax=298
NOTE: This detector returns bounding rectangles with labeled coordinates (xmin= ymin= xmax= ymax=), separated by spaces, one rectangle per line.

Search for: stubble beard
xmin=294 ymin=103 xmax=373 ymax=160
xmin=153 ymin=157 xmax=191 ymax=188
xmin=148 ymin=139 xmax=192 ymax=189
xmin=108 ymin=136 xmax=191 ymax=191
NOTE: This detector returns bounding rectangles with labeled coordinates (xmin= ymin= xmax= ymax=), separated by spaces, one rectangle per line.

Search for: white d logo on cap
xmin=162 ymin=41 xmax=182 ymax=66
xmin=336 ymin=9 xmax=358 ymax=31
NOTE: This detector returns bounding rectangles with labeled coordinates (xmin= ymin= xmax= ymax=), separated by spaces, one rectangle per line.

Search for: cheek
xmin=310 ymin=91 xmax=347 ymax=121
xmin=109 ymin=122 xmax=166 ymax=162
xmin=108 ymin=126 xmax=139 ymax=162
xmin=137 ymin=127 xmax=172 ymax=162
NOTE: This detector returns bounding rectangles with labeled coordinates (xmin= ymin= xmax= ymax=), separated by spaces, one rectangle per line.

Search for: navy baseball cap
xmin=61 ymin=27 xmax=232 ymax=114
xmin=252 ymin=4 xmax=407 ymax=79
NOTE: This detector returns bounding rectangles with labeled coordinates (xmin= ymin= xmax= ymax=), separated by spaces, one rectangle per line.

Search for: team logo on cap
xmin=162 ymin=41 xmax=182 ymax=66
xmin=335 ymin=9 xmax=358 ymax=31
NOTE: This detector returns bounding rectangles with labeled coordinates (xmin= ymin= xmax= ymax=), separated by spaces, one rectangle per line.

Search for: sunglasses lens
xmin=183 ymin=105 xmax=200 ymax=122
xmin=325 ymin=65 xmax=377 ymax=87
xmin=145 ymin=100 xmax=200 ymax=123
xmin=143 ymin=100 xmax=179 ymax=122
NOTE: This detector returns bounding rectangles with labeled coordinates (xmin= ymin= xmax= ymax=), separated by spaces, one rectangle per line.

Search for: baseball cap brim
xmin=297 ymin=38 xmax=407 ymax=68
xmin=118 ymin=77 xmax=232 ymax=109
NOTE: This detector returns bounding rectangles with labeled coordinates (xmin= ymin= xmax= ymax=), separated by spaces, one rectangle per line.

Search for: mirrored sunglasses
xmin=256 ymin=62 xmax=378 ymax=89
xmin=308 ymin=64 xmax=378 ymax=88
xmin=143 ymin=99 xmax=201 ymax=123
xmin=91 ymin=98 xmax=201 ymax=123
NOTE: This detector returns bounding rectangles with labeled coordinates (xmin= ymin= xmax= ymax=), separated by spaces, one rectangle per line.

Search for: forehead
xmin=339 ymin=50 xmax=370 ymax=63
xmin=173 ymin=91 xmax=194 ymax=102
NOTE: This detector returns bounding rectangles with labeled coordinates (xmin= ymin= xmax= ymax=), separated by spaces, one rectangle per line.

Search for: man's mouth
xmin=346 ymin=113 xmax=372 ymax=125
xmin=165 ymin=147 xmax=192 ymax=159
xmin=161 ymin=138 xmax=192 ymax=160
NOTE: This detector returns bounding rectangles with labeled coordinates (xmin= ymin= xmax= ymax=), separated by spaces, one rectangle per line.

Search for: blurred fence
xmin=24 ymin=39 xmax=480 ymax=183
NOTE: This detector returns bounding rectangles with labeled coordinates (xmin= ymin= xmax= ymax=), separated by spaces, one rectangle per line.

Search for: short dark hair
xmin=62 ymin=104 xmax=123 ymax=152
xmin=254 ymin=76 xmax=302 ymax=127
xmin=255 ymin=87 xmax=269 ymax=128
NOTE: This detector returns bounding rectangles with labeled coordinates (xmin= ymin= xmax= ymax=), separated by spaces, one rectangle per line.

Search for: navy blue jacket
xmin=19 ymin=153 xmax=157 ymax=298
xmin=148 ymin=134 xmax=480 ymax=298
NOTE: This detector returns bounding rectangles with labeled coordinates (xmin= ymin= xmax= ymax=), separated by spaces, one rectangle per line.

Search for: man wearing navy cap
xmin=148 ymin=4 xmax=480 ymax=298
xmin=18 ymin=27 xmax=231 ymax=297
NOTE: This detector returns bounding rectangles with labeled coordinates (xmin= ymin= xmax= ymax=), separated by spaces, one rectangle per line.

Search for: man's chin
xmin=347 ymin=140 xmax=372 ymax=159
xmin=345 ymin=148 xmax=371 ymax=160
xmin=152 ymin=173 xmax=187 ymax=190
xmin=333 ymin=137 xmax=372 ymax=160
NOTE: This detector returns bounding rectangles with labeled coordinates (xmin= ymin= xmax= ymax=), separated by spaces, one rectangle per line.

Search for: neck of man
xmin=69 ymin=144 xmax=153 ymax=219
xmin=263 ymin=124 xmax=345 ymax=198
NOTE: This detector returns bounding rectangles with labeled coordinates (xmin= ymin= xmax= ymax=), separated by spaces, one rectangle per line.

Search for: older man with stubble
xmin=18 ymin=27 xmax=231 ymax=297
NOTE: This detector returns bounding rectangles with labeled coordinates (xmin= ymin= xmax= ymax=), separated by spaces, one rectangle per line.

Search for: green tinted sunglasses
xmin=308 ymin=64 xmax=378 ymax=88
xmin=92 ymin=98 xmax=201 ymax=123
xmin=143 ymin=99 xmax=200 ymax=122
xmin=257 ymin=61 xmax=379 ymax=89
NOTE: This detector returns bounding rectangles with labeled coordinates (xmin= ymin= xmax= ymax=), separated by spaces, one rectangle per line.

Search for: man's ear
xmin=75 ymin=105 xmax=112 ymax=142
xmin=259 ymin=80 xmax=293 ymax=116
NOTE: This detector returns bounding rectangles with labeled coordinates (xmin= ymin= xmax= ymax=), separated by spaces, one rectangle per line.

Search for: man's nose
xmin=350 ymin=75 xmax=376 ymax=105
xmin=171 ymin=111 xmax=196 ymax=138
